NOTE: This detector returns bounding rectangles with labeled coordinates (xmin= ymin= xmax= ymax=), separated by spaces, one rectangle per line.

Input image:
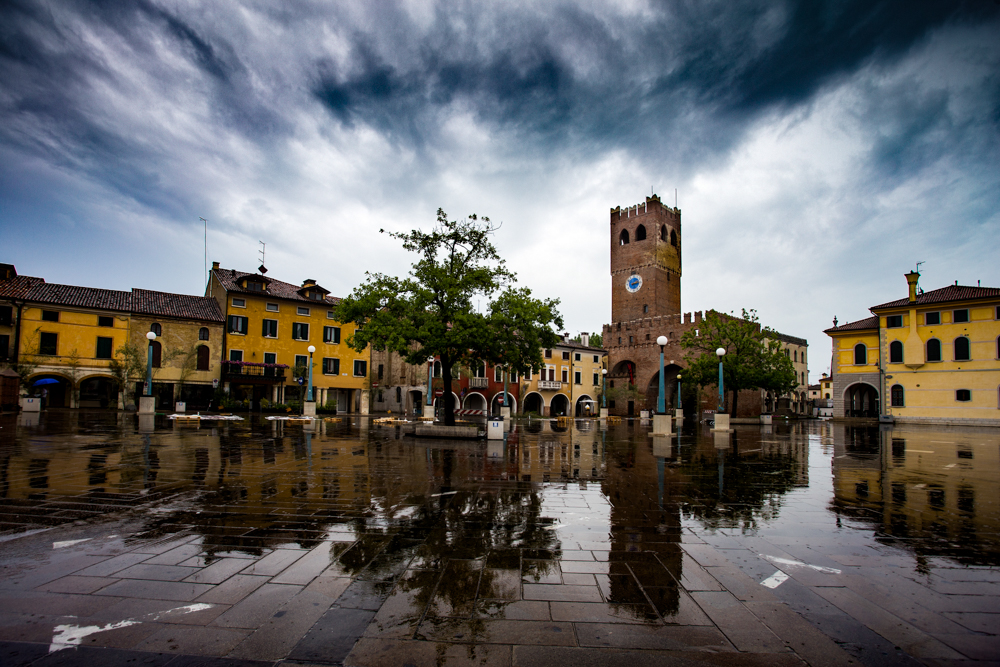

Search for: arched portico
xmin=433 ymin=392 xmax=461 ymax=415
xmin=575 ymin=394 xmax=596 ymax=417
xmin=408 ymin=390 xmax=424 ymax=416
xmin=550 ymin=393 xmax=570 ymax=417
xmin=78 ymin=374 xmax=119 ymax=409
xmin=490 ymin=392 xmax=516 ymax=415
xmin=463 ymin=392 xmax=487 ymax=411
xmin=523 ymin=392 xmax=543 ymax=415
xmin=844 ymin=382 xmax=879 ymax=418
xmin=644 ymin=364 xmax=682 ymax=413
xmin=28 ymin=373 xmax=73 ymax=408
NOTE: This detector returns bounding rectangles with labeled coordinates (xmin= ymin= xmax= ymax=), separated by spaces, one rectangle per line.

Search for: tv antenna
xmin=258 ymin=241 xmax=267 ymax=274
xmin=200 ymin=217 xmax=208 ymax=287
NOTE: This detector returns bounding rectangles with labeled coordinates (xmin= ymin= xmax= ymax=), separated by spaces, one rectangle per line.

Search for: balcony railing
xmin=469 ymin=377 xmax=489 ymax=388
xmin=538 ymin=380 xmax=562 ymax=390
xmin=222 ymin=361 xmax=287 ymax=381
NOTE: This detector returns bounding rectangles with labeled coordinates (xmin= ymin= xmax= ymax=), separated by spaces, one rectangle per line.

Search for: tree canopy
xmin=680 ymin=309 xmax=797 ymax=416
xmin=334 ymin=209 xmax=563 ymax=425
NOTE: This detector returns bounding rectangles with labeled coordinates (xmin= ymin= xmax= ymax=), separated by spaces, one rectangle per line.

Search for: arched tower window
xmin=891 ymin=384 xmax=904 ymax=407
xmin=150 ymin=322 xmax=162 ymax=336
xmin=854 ymin=343 xmax=867 ymax=365
xmin=954 ymin=337 xmax=971 ymax=361
xmin=635 ymin=225 xmax=646 ymax=241
xmin=927 ymin=338 xmax=941 ymax=362
xmin=670 ymin=229 xmax=677 ymax=246
xmin=889 ymin=341 xmax=903 ymax=363
xmin=196 ymin=345 xmax=210 ymax=371
xmin=198 ymin=327 xmax=209 ymax=340
xmin=660 ymin=225 xmax=668 ymax=241
xmin=619 ymin=229 xmax=630 ymax=245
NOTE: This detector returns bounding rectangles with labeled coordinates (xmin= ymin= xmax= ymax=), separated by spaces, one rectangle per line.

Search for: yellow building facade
xmin=520 ymin=334 xmax=606 ymax=417
xmin=826 ymin=273 xmax=1000 ymax=425
xmin=208 ymin=264 xmax=370 ymax=413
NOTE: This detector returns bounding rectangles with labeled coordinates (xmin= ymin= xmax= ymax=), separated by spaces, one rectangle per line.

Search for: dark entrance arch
xmin=645 ymin=364 xmax=682 ymax=413
xmin=79 ymin=376 xmax=118 ymax=408
xmin=523 ymin=392 xmax=543 ymax=415
xmin=30 ymin=374 xmax=70 ymax=408
xmin=550 ymin=394 xmax=569 ymax=416
xmin=845 ymin=383 xmax=879 ymax=418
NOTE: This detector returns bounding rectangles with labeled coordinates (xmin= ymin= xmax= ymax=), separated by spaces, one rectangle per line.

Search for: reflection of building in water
xmin=515 ymin=421 xmax=605 ymax=483
xmin=831 ymin=423 xmax=1000 ymax=565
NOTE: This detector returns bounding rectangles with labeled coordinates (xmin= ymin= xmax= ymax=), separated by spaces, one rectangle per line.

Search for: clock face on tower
xmin=625 ymin=274 xmax=642 ymax=293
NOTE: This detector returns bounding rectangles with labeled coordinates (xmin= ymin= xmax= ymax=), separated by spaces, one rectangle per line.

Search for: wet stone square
xmin=0 ymin=412 xmax=998 ymax=666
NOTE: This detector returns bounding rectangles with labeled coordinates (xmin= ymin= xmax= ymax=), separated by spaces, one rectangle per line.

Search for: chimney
xmin=562 ymin=332 xmax=569 ymax=343
xmin=211 ymin=261 xmax=220 ymax=271
xmin=905 ymin=271 xmax=920 ymax=303
xmin=581 ymin=332 xmax=590 ymax=347
xmin=302 ymin=278 xmax=317 ymax=288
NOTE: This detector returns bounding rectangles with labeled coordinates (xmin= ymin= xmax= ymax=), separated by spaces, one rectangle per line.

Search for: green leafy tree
xmin=571 ymin=332 xmax=603 ymax=348
xmin=680 ymin=309 xmax=796 ymax=416
xmin=335 ymin=209 xmax=562 ymax=425
xmin=109 ymin=342 xmax=145 ymax=407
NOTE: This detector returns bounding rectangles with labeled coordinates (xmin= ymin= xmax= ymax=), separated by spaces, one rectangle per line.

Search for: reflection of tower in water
xmin=603 ymin=433 xmax=682 ymax=615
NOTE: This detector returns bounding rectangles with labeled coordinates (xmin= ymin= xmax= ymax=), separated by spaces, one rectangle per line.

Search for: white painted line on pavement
xmin=760 ymin=554 xmax=842 ymax=574
xmin=52 ymin=539 xmax=90 ymax=549
xmin=761 ymin=571 xmax=789 ymax=588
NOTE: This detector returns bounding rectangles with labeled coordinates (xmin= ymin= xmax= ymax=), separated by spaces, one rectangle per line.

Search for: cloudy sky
xmin=2 ymin=0 xmax=998 ymax=380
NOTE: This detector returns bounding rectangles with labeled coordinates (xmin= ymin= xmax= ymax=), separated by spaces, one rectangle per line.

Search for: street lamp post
xmin=716 ymin=348 xmax=726 ymax=412
xmin=676 ymin=374 xmax=682 ymax=410
xmin=307 ymin=345 xmax=315 ymax=402
xmin=601 ymin=368 xmax=607 ymax=408
xmin=144 ymin=331 xmax=156 ymax=396
xmin=426 ymin=357 xmax=434 ymax=412
xmin=656 ymin=336 xmax=668 ymax=414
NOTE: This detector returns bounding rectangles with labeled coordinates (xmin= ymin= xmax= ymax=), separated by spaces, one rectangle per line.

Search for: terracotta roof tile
xmin=0 ymin=275 xmax=45 ymax=300
xmin=214 ymin=267 xmax=341 ymax=305
xmin=130 ymin=289 xmax=224 ymax=322
xmin=872 ymin=284 xmax=1000 ymax=310
xmin=26 ymin=282 xmax=131 ymax=311
xmin=824 ymin=315 xmax=878 ymax=334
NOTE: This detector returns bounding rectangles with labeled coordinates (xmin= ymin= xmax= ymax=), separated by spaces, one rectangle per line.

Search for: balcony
xmin=538 ymin=380 xmax=562 ymax=390
xmin=469 ymin=377 xmax=489 ymax=388
xmin=222 ymin=361 xmax=287 ymax=383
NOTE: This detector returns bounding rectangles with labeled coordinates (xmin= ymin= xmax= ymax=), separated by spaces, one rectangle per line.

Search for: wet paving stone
xmin=1 ymin=412 xmax=999 ymax=664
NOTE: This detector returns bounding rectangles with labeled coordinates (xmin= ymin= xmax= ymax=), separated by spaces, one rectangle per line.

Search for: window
xmin=0 ymin=306 xmax=11 ymax=325
xmin=378 ymin=364 xmax=384 ymax=380
xmin=472 ymin=362 xmax=486 ymax=378
xmin=954 ymin=337 xmax=971 ymax=361
xmin=593 ymin=373 xmax=599 ymax=385
xmin=95 ymin=337 xmax=113 ymax=359
xmin=354 ymin=360 xmax=367 ymax=377
xmin=495 ymin=366 xmax=503 ymax=382
xmin=889 ymin=341 xmax=903 ymax=363
xmin=323 ymin=326 xmax=340 ymax=343
xmin=562 ymin=369 xmax=568 ymax=383
xmin=794 ymin=350 xmax=798 ymax=362
xmin=198 ymin=327 xmax=209 ymax=340
xmin=619 ymin=229 xmax=629 ymax=245
xmin=629 ymin=336 xmax=633 ymax=344
xmin=635 ymin=224 xmax=646 ymax=241
xmin=660 ymin=225 xmax=667 ymax=242
xmin=396 ymin=386 xmax=402 ymax=403
xmin=886 ymin=315 xmax=903 ymax=328
xmin=544 ymin=349 xmax=552 ymax=358
xmin=593 ymin=355 xmax=599 ymax=363
xmin=524 ymin=369 xmax=531 ymax=380
xmin=150 ymin=340 xmax=161 ymax=368
xmin=562 ymin=351 xmax=570 ymax=360
xmin=229 ymin=349 xmax=243 ymax=362
xmin=41 ymin=310 xmax=59 ymax=322
xmin=433 ymin=361 xmax=441 ymax=377
xmin=262 ymin=319 xmax=278 ymax=338
xmin=266 ymin=302 xmax=279 ymax=312
xmin=670 ymin=229 xmax=677 ymax=246
xmin=0 ymin=334 xmax=7 ymax=360
xmin=956 ymin=389 xmax=971 ymax=402
xmin=39 ymin=332 xmax=57 ymax=355
xmin=825 ymin=393 xmax=830 ymax=399
xmin=574 ymin=371 xmax=581 ymax=385
xmin=295 ymin=354 xmax=308 ymax=368
xmin=232 ymin=298 xmax=246 ymax=308
xmin=890 ymin=384 xmax=904 ymax=407
xmin=293 ymin=323 xmax=309 ymax=340
xmin=264 ymin=352 xmax=276 ymax=365
xmin=927 ymin=338 xmax=942 ymax=362
xmin=925 ymin=311 xmax=940 ymax=325
xmin=323 ymin=358 xmax=340 ymax=375
xmin=510 ymin=371 xmax=518 ymax=382
xmin=196 ymin=345 xmax=210 ymax=371
xmin=854 ymin=343 xmax=867 ymax=365
xmin=98 ymin=316 xmax=114 ymax=327
xmin=297 ymin=306 xmax=310 ymax=316
xmin=575 ymin=353 xmax=581 ymax=361
xmin=326 ymin=311 xmax=336 ymax=319
xmin=953 ymin=309 xmax=969 ymax=323
xmin=150 ymin=322 xmax=162 ymax=336
xmin=228 ymin=315 xmax=248 ymax=335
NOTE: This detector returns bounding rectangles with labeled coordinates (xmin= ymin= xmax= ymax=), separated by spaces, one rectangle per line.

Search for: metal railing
xmin=469 ymin=377 xmax=489 ymax=388
xmin=538 ymin=380 xmax=562 ymax=390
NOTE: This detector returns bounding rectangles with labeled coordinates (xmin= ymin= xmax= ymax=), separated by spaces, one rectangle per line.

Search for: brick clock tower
xmin=610 ymin=195 xmax=681 ymax=322
xmin=603 ymin=194 xmax=696 ymax=416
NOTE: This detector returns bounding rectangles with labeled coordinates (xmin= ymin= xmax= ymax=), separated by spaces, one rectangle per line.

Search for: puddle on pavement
xmin=1 ymin=412 xmax=999 ymax=628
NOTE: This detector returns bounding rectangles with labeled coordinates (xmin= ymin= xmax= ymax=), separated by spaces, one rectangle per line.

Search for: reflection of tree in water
xmin=678 ymin=432 xmax=804 ymax=531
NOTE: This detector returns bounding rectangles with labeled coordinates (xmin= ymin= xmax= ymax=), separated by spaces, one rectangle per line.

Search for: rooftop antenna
xmin=258 ymin=241 xmax=267 ymax=274
xmin=200 ymin=217 xmax=208 ymax=287
xmin=915 ymin=261 xmax=925 ymax=294
xmin=675 ymin=188 xmax=678 ymax=208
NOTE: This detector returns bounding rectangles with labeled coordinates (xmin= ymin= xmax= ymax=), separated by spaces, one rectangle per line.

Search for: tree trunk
xmin=442 ymin=355 xmax=455 ymax=426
